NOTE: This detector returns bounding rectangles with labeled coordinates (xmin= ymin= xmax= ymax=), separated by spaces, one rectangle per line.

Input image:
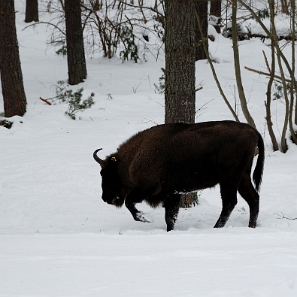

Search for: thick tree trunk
xmin=164 ymin=0 xmax=196 ymax=124
xmin=0 ymin=0 xmax=27 ymax=117
xmin=65 ymin=0 xmax=87 ymax=85
xmin=25 ymin=0 xmax=39 ymax=23
xmin=194 ymin=0 xmax=208 ymax=61
xmin=164 ymin=0 xmax=197 ymax=206
xmin=210 ymin=0 xmax=221 ymax=16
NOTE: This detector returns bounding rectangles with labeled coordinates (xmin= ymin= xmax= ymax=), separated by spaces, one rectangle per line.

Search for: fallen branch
xmin=39 ymin=97 xmax=52 ymax=105
xmin=275 ymin=212 xmax=297 ymax=220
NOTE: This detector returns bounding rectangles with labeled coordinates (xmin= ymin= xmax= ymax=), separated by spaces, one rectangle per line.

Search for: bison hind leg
xmin=164 ymin=194 xmax=181 ymax=232
xmin=214 ymin=181 xmax=238 ymax=228
xmin=238 ymin=173 xmax=259 ymax=228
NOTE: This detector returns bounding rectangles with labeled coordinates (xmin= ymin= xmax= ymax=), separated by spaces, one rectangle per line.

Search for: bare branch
xmin=262 ymin=50 xmax=271 ymax=74
xmin=195 ymin=11 xmax=239 ymax=122
xmin=22 ymin=21 xmax=66 ymax=36
xmin=275 ymin=212 xmax=297 ymax=220
xmin=39 ymin=97 xmax=52 ymax=105
xmin=244 ymin=66 xmax=294 ymax=84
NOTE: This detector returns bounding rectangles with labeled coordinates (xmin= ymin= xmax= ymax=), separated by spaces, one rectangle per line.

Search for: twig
xmin=118 ymin=0 xmax=164 ymax=18
xmin=22 ymin=21 xmax=66 ymax=36
xmin=143 ymin=118 xmax=159 ymax=125
xmin=195 ymin=11 xmax=239 ymax=122
xmin=244 ymin=66 xmax=294 ymax=84
xmin=195 ymin=99 xmax=214 ymax=115
xmin=39 ymin=97 xmax=52 ymax=105
xmin=275 ymin=212 xmax=297 ymax=220
xmin=132 ymin=83 xmax=142 ymax=93
xmin=262 ymin=50 xmax=271 ymax=74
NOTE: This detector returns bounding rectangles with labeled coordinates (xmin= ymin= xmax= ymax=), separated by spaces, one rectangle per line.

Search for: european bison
xmin=93 ymin=121 xmax=264 ymax=231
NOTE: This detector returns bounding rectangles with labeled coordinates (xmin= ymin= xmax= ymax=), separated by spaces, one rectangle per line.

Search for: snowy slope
xmin=1 ymin=2 xmax=297 ymax=296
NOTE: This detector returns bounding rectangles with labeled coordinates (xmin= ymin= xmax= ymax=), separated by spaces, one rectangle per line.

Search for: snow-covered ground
xmin=1 ymin=2 xmax=297 ymax=296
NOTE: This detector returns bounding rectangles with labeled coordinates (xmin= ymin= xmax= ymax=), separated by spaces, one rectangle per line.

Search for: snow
xmin=1 ymin=2 xmax=297 ymax=296
xmin=2 ymin=231 xmax=297 ymax=297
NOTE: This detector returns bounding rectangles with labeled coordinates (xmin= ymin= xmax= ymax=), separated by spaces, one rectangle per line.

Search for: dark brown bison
xmin=93 ymin=121 xmax=264 ymax=231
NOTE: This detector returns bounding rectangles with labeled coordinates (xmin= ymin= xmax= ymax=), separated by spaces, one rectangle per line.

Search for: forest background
xmin=1 ymin=1 xmax=297 ymax=296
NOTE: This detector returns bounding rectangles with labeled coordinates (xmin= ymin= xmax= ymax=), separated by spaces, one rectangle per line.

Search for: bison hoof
xmin=135 ymin=212 xmax=153 ymax=223
xmin=248 ymin=222 xmax=257 ymax=228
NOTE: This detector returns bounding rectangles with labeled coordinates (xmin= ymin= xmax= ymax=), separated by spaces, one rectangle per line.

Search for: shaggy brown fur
xmin=94 ymin=121 xmax=265 ymax=231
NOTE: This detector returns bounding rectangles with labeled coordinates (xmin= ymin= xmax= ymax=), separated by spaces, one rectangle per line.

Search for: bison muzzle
xmin=93 ymin=121 xmax=265 ymax=231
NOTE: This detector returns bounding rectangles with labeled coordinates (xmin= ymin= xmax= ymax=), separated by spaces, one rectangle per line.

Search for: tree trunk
xmin=265 ymin=38 xmax=279 ymax=151
xmin=25 ymin=0 xmax=39 ymax=23
xmin=210 ymin=0 xmax=221 ymax=33
xmin=292 ymin=0 xmax=297 ymax=126
xmin=280 ymin=0 xmax=289 ymax=14
xmin=194 ymin=0 xmax=208 ymax=61
xmin=210 ymin=0 xmax=221 ymax=16
xmin=196 ymin=10 xmax=239 ymax=122
xmin=0 ymin=0 xmax=27 ymax=117
xmin=165 ymin=0 xmax=196 ymax=124
xmin=164 ymin=0 xmax=197 ymax=206
xmin=65 ymin=0 xmax=87 ymax=85
xmin=231 ymin=0 xmax=256 ymax=128
xmin=92 ymin=0 xmax=100 ymax=11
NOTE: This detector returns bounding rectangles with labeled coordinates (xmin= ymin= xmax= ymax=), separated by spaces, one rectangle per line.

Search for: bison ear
xmin=110 ymin=156 xmax=117 ymax=162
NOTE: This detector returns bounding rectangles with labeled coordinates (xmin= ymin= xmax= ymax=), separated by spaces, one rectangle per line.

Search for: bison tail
xmin=253 ymin=132 xmax=265 ymax=192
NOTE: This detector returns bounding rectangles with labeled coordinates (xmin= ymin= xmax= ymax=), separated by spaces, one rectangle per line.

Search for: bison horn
xmin=93 ymin=148 xmax=105 ymax=167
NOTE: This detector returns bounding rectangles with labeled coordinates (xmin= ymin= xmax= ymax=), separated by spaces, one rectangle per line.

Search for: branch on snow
xmin=275 ymin=212 xmax=297 ymax=220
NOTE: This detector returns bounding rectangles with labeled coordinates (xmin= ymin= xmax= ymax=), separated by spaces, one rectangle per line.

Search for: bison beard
xmin=93 ymin=121 xmax=265 ymax=232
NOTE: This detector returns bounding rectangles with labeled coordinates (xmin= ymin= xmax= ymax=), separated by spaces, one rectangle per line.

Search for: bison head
xmin=93 ymin=149 xmax=125 ymax=207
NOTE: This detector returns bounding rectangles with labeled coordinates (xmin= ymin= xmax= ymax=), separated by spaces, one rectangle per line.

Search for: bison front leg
xmin=164 ymin=194 xmax=181 ymax=232
xmin=125 ymin=189 xmax=153 ymax=223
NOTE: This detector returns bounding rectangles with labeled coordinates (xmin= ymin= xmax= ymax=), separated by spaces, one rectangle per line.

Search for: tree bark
xmin=292 ymin=0 xmax=297 ymax=126
xmin=65 ymin=0 xmax=87 ymax=85
xmin=231 ymin=0 xmax=256 ymax=128
xmin=265 ymin=40 xmax=279 ymax=151
xmin=0 ymin=0 xmax=27 ymax=117
xmin=25 ymin=0 xmax=39 ymax=23
xmin=194 ymin=0 xmax=208 ymax=61
xmin=164 ymin=0 xmax=196 ymax=124
xmin=280 ymin=0 xmax=289 ymax=14
xmin=210 ymin=0 xmax=221 ymax=33
xmin=164 ymin=0 xmax=197 ymax=206
xmin=210 ymin=0 xmax=221 ymax=16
